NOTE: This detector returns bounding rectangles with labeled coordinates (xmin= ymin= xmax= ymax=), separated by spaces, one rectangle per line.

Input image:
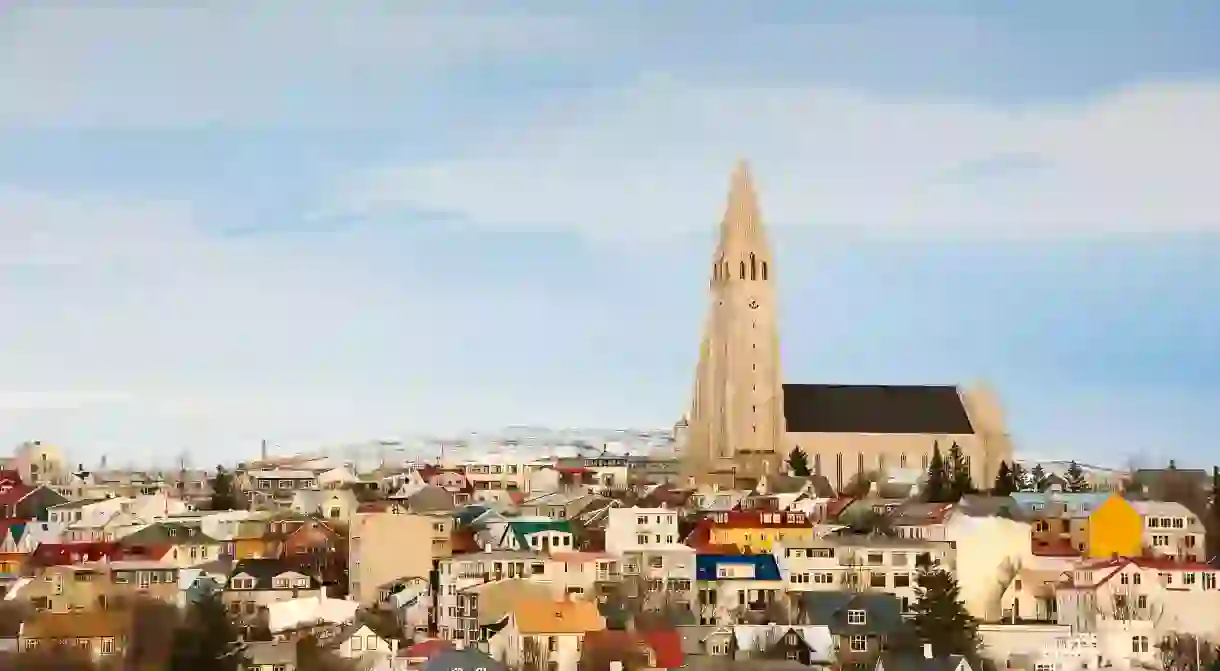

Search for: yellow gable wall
xmin=1086 ymin=494 xmax=1143 ymax=559
xmin=710 ymin=527 xmax=818 ymax=553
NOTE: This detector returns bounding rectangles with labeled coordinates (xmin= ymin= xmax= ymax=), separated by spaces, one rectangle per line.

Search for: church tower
xmin=683 ymin=160 xmax=785 ymax=482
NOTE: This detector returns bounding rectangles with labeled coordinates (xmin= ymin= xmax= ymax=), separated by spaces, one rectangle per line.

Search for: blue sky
xmin=1 ymin=1 xmax=1218 ymax=467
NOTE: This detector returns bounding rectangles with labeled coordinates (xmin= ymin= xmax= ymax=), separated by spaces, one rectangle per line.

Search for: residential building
xmin=795 ymin=592 xmax=905 ymax=668
xmin=1128 ymin=500 xmax=1207 ymax=561
xmin=697 ymin=510 xmax=817 ymax=554
xmin=223 ymin=558 xmax=324 ymax=621
xmin=12 ymin=441 xmax=70 ymax=488
xmin=1055 ymin=556 xmax=1220 ymax=640
xmin=349 ymin=511 xmax=450 ymax=605
xmin=118 ymin=521 xmax=221 ymax=567
xmin=516 ymin=492 xmax=597 ymax=520
xmin=775 ymin=537 xmax=953 ymax=612
xmin=21 ymin=561 xmax=181 ymax=612
xmin=437 ymin=551 xmax=555 ymax=638
xmin=605 ymin=507 xmax=681 ymax=554
xmin=492 ymin=596 xmax=606 ymax=671
xmin=1012 ymin=492 xmax=1142 ymax=559
xmin=241 ymin=640 xmax=298 ymax=671
xmin=492 ymin=519 xmax=577 ymax=553
xmin=0 ymin=481 xmax=69 ymax=521
xmin=463 ymin=459 xmax=529 ymax=492
xmin=19 ymin=610 xmax=130 ymax=659
xmin=695 ymin=553 xmax=784 ymax=625
xmin=424 ymin=648 xmax=506 ymax=671
xmin=447 ymin=577 xmax=552 ymax=648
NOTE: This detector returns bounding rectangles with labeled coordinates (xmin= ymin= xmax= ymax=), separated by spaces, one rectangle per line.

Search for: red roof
xmin=403 ymin=639 xmax=453 ymax=659
xmin=0 ymin=471 xmax=23 ymax=485
xmin=824 ymin=496 xmax=856 ymax=520
xmin=583 ymin=630 xmax=684 ymax=670
xmin=0 ymin=483 xmax=36 ymax=506
xmin=556 ymin=467 xmax=592 ymax=474
xmin=705 ymin=510 xmax=813 ymax=529
xmin=1069 ymin=556 xmax=1220 ymax=591
xmin=29 ymin=542 xmax=129 ymax=566
xmin=1031 ymin=538 xmax=1082 ymax=557
xmin=638 ymin=630 xmax=685 ymax=669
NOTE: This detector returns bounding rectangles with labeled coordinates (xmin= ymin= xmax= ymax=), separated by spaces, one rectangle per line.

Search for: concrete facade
xmin=682 ymin=161 xmax=1014 ymax=489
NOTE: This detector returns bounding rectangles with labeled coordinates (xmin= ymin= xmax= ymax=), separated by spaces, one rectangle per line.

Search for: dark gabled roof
xmin=120 ymin=522 xmax=219 ymax=546
xmin=227 ymin=558 xmax=320 ymax=591
xmin=783 ymin=384 xmax=974 ymax=435
xmin=798 ymin=592 xmax=905 ymax=635
xmin=423 ymin=649 xmax=506 ymax=671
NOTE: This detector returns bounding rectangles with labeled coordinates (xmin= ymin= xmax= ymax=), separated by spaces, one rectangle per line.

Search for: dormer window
xmin=847 ymin=609 xmax=866 ymax=625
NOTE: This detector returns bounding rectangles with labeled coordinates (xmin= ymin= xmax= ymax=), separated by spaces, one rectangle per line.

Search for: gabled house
xmin=698 ymin=510 xmax=817 ymax=554
xmin=494 ymin=520 xmax=576 ymax=553
xmin=0 ymin=519 xmax=62 ymax=575
xmin=582 ymin=629 xmax=686 ymax=670
xmin=0 ymin=482 xmax=68 ymax=521
xmin=289 ymin=489 xmax=359 ymax=523
xmin=491 ymin=596 xmax=606 ymax=671
xmin=1010 ymin=492 xmax=1142 ymax=559
xmin=731 ymin=624 xmax=834 ymax=665
xmin=19 ymin=610 xmax=131 ymax=659
xmin=875 ymin=647 xmax=974 ymax=671
xmin=795 ymin=592 xmax=905 ymax=667
xmin=223 ymin=558 xmax=324 ymax=621
xmin=119 ymin=521 xmax=222 ymax=567
xmin=696 ymin=553 xmax=784 ymax=625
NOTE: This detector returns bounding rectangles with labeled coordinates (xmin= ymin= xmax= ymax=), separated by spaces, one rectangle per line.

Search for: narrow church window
xmin=922 ymin=454 xmax=929 ymax=470
xmin=762 ymin=262 xmax=768 ymax=280
xmin=835 ymin=454 xmax=843 ymax=491
xmin=813 ymin=453 xmax=821 ymax=475
xmin=740 ymin=261 xmax=746 ymax=279
xmin=900 ymin=453 xmax=907 ymax=468
xmin=858 ymin=453 xmax=865 ymax=479
xmin=749 ymin=253 xmax=758 ymax=280
xmin=878 ymin=454 xmax=885 ymax=471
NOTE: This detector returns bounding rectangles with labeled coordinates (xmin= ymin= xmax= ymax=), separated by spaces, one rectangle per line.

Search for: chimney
xmin=923 ymin=644 xmax=933 ymax=659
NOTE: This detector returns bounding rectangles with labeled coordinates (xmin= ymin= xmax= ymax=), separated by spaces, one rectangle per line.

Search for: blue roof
xmin=695 ymin=554 xmax=782 ymax=581
xmin=1010 ymin=492 xmax=1113 ymax=515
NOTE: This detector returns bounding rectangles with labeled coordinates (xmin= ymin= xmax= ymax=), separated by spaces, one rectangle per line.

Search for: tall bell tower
xmin=683 ymin=160 xmax=785 ymax=482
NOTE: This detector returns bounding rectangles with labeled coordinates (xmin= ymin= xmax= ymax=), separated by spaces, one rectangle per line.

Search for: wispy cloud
xmin=336 ymin=79 xmax=1220 ymax=240
xmin=0 ymin=2 xmax=590 ymax=129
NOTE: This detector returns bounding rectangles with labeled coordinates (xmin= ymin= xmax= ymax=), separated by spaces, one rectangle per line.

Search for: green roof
xmin=506 ymin=520 xmax=573 ymax=548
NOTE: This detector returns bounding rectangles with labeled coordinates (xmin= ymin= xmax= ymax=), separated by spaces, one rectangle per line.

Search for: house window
xmin=1035 ymin=664 xmax=1056 ymax=671
xmin=351 ymin=636 xmax=362 ymax=651
xmin=850 ymin=635 xmax=868 ymax=652
xmin=101 ymin=637 xmax=114 ymax=655
xmin=894 ymin=574 xmax=910 ymax=588
xmin=847 ymin=609 xmax=866 ymax=625
xmin=649 ymin=556 xmax=664 ymax=569
xmin=1132 ymin=636 xmax=1149 ymax=653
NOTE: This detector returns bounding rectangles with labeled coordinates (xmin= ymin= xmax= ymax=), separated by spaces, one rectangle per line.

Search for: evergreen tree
xmin=992 ymin=461 xmax=1017 ymax=496
xmin=787 ymin=447 xmax=811 ymax=477
xmin=169 ymin=588 xmax=245 ymax=671
xmin=947 ymin=442 xmax=976 ymax=500
xmin=1030 ymin=464 xmax=1048 ymax=492
xmin=1009 ymin=461 xmax=1028 ymax=492
xmin=923 ymin=443 xmax=952 ymax=503
xmin=1064 ymin=461 xmax=1090 ymax=492
xmin=211 ymin=465 xmax=239 ymax=511
xmin=910 ymin=554 xmax=981 ymax=660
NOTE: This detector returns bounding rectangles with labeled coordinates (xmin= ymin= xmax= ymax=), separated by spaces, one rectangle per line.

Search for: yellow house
xmin=699 ymin=510 xmax=817 ymax=554
xmin=1084 ymin=494 xmax=1142 ymax=559
xmin=1018 ymin=492 xmax=1141 ymax=559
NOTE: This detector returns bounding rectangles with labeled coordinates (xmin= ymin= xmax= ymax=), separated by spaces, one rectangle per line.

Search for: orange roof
xmin=513 ymin=598 xmax=605 ymax=634
xmin=1031 ymin=538 xmax=1081 ymax=557
xmin=403 ymin=639 xmax=453 ymax=659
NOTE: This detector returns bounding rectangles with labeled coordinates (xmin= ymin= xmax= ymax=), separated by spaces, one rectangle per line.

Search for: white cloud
xmin=0 ymin=188 xmax=205 ymax=266
xmin=338 ymin=78 xmax=1220 ymax=239
xmin=0 ymin=2 xmax=587 ymax=128
xmin=0 ymin=391 xmax=131 ymax=410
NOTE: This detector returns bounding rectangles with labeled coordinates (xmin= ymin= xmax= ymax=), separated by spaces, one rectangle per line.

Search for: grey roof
xmin=879 ymin=652 xmax=968 ymax=671
xmin=407 ymin=485 xmax=456 ymax=513
xmin=783 ymin=384 xmax=974 ymax=435
xmin=423 ymin=649 xmax=506 ymax=671
xmin=798 ymin=592 xmax=905 ymax=635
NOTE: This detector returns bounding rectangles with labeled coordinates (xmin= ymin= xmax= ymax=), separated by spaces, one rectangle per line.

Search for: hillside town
xmin=0 ymin=437 xmax=1216 ymax=671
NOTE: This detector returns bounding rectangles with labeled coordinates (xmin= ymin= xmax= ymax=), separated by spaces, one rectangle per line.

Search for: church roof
xmin=782 ymin=384 xmax=974 ymax=435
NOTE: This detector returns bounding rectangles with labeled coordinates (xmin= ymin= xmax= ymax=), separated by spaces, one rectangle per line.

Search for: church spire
xmin=717 ymin=158 xmax=768 ymax=256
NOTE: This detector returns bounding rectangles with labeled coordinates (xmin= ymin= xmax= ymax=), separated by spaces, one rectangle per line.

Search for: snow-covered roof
xmin=268 ymin=594 xmax=360 ymax=633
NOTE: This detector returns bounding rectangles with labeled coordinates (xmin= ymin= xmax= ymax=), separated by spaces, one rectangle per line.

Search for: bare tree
xmin=1087 ymin=587 xmax=1163 ymax=632
xmin=839 ymin=551 xmax=867 ymax=593
xmin=1158 ymin=633 xmax=1219 ymax=671
xmin=521 ymin=636 xmax=543 ymax=671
